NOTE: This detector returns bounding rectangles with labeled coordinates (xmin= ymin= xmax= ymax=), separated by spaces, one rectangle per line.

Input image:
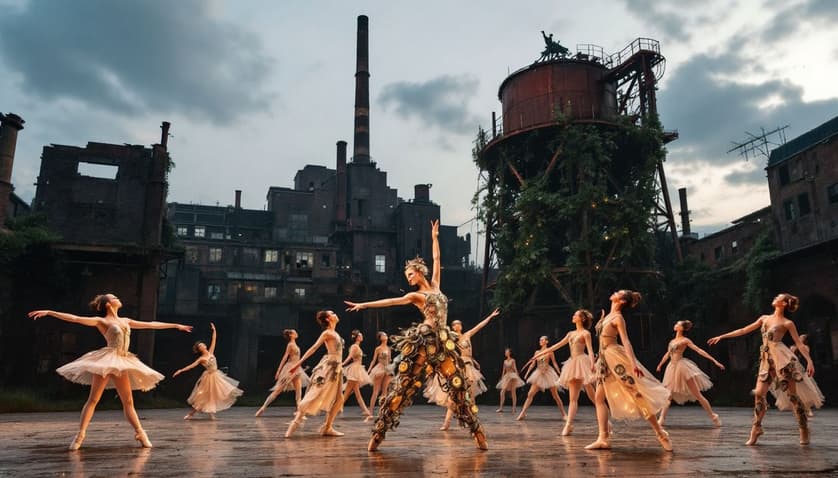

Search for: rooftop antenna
xmin=727 ymin=125 xmax=789 ymax=160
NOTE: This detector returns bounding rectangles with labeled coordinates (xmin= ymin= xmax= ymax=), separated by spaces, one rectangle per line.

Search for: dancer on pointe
xmin=517 ymin=336 xmax=567 ymax=421
xmin=427 ymin=308 xmax=500 ymax=430
xmin=788 ymin=334 xmax=820 ymax=418
xmin=174 ymin=323 xmax=243 ymax=420
xmin=28 ymin=294 xmax=192 ymax=450
xmin=495 ymin=348 xmax=525 ymax=414
xmin=340 ymin=329 xmax=374 ymax=420
xmin=531 ymin=309 xmax=597 ymax=435
xmin=586 ymin=290 xmax=673 ymax=451
xmin=285 ymin=310 xmax=346 ymax=438
xmin=708 ymin=293 xmax=823 ymax=445
xmin=366 ymin=331 xmax=394 ymax=413
xmin=656 ymin=320 xmax=724 ymax=427
xmin=344 ymin=220 xmax=489 ymax=451
xmin=255 ymin=329 xmax=310 ymax=417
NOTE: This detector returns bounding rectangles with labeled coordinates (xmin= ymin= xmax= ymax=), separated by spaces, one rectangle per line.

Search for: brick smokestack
xmin=336 ymin=140 xmax=347 ymax=222
xmin=235 ymin=190 xmax=242 ymax=209
xmin=0 ymin=113 xmax=25 ymax=229
xmin=160 ymin=121 xmax=171 ymax=149
xmin=678 ymin=187 xmax=691 ymax=236
xmin=414 ymin=184 xmax=430 ymax=203
xmin=352 ymin=15 xmax=371 ymax=164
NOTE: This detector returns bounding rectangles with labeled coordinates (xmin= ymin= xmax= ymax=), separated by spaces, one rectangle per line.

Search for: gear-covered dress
xmin=297 ymin=331 xmax=344 ymax=416
xmin=594 ymin=315 xmax=670 ymax=420
xmin=370 ymin=291 xmax=486 ymax=449
xmin=661 ymin=340 xmax=713 ymax=404
xmin=425 ymin=334 xmax=487 ymax=404
xmin=344 ymin=343 xmax=373 ymax=386
xmin=186 ymin=355 xmax=243 ymax=413
xmin=270 ymin=342 xmax=311 ymax=392
xmin=56 ymin=319 xmax=164 ymax=391
xmin=369 ymin=347 xmax=394 ymax=380
xmin=495 ymin=358 xmax=525 ymax=390
xmin=758 ymin=323 xmax=823 ymax=413
xmin=526 ymin=355 xmax=560 ymax=390
xmin=557 ymin=332 xmax=594 ymax=389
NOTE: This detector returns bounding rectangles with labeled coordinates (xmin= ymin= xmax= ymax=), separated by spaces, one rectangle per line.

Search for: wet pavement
xmin=0 ymin=405 xmax=835 ymax=477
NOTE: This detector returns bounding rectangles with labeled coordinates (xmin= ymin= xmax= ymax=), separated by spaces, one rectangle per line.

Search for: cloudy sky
xmin=2 ymin=0 xmax=837 ymax=264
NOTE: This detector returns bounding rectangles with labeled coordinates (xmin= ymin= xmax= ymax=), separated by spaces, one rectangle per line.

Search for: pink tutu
xmin=526 ymin=366 xmax=560 ymax=390
xmin=57 ymin=347 xmax=164 ymax=391
xmin=369 ymin=362 xmax=394 ymax=380
xmin=495 ymin=372 xmax=525 ymax=390
xmin=557 ymin=355 xmax=594 ymax=389
xmin=270 ymin=364 xmax=311 ymax=392
xmin=187 ymin=356 xmax=243 ymax=413
xmin=662 ymin=357 xmax=712 ymax=404
xmin=344 ymin=362 xmax=372 ymax=386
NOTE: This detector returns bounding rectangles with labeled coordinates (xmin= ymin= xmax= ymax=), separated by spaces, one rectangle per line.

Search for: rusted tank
xmin=498 ymin=59 xmax=617 ymax=135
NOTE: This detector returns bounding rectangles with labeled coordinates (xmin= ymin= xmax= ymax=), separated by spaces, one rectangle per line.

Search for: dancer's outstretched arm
xmin=583 ymin=331 xmax=596 ymax=372
xmin=208 ymin=323 xmax=217 ymax=355
xmin=345 ymin=292 xmax=424 ymax=312
xmin=548 ymin=351 xmax=562 ymax=376
xmin=367 ymin=347 xmax=380 ymax=375
xmin=785 ymin=320 xmax=815 ymax=376
xmin=28 ymin=310 xmax=102 ymax=328
xmin=684 ymin=339 xmax=724 ymax=370
xmin=533 ymin=333 xmax=570 ymax=360
xmin=173 ymin=357 xmax=205 ymax=377
xmin=707 ymin=316 xmax=763 ymax=345
xmin=463 ymin=308 xmax=500 ymax=340
xmin=125 ymin=318 xmax=192 ymax=332
xmin=289 ymin=331 xmax=328 ymax=373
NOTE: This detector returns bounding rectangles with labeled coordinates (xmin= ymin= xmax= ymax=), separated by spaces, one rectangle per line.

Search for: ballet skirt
xmin=344 ymin=344 xmax=372 ymax=385
xmin=56 ymin=319 xmax=164 ymax=391
xmin=757 ymin=323 xmax=824 ymax=411
xmin=557 ymin=333 xmax=594 ymax=389
xmin=661 ymin=341 xmax=712 ymax=404
xmin=186 ymin=355 xmax=243 ymax=413
xmin=526 ymin=356 xmax=560 ymax=390
xmin=297 ymin=332 xmax=344 ymax=416
xmin=270 ymin=343 xmax=311 ymax=392
xmin=495 ymin=358 xmax=525 ymax=389
xmin=369 ymin=348 xmax=394 ymax=379
xmin=425 ymin=335 xmax=486 ymax=405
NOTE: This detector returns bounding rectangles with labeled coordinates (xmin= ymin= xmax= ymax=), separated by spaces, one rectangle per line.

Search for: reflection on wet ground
xmin=0 ymin=405 xmax=836 ymax=477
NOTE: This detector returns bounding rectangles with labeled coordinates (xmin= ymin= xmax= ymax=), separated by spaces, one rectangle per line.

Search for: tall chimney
xmin=235 ymin=190 xmax=242 ymax=209
xmin=678 ymin=187 xmax=691 ymax=236
xmin=0 ymin=113 xmax=25 ymax=229
xmin=352 ymin=15 xmax=371 ymax=164
xmin=414 ymin=184 xmax=430 ymax=203
xmin=336 ymin=140 xmax=347 ymax=222
xmin=160 ymin=121 xmax=171 ymax=149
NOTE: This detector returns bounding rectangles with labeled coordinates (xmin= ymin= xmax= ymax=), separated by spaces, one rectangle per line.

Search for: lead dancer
xmin=708 ymin=293 xmax=822 ymax=445
xmin=28 ymin=294 xmax=192 ymax=449
xmin=345 ymin=220 xmax=489 ymax=451
xmin=585 ymin=290 xmax=673 ymax=451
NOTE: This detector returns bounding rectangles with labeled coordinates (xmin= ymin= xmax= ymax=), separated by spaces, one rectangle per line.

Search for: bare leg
xmin=516 ymin=386 xmax=539 ymax=420
xmin=340 ymin=381 xmax=357 ymax=408
xmin=685 ymin=377 xmax=720 ymax=426
xmin=747 ymin=379 xmax=770 ymax=445
xmin=256 ymin=389 xmax=281 ymax=417
xmin=585 ymin=383 xmax=611 ymax=449
xmin=112 ymin=374 xmax=151 ymax=448
xmin=69 ymin=374 xmax=108 ymax=450
xmin=511 ymin=387 xmax=518 ymax=413
xmin=658 ymin=399 xmax=671 ymax=426
xmin=563 ymin=380 xmax=581 ymax=435
xmin=293 ymin=376 xmax=303 ymax=409
xmin=497 ymin=389 xmax=505 ymax=412
xmin=549 ymin=386 xmax=567 ymax=418
xmin=321 ymin=387 xmax=345 ymax=436
xmin=369 ymin=378 xmax=382 ymax=412
xmin=353 ymin=385 xmax=372 ymax=418
xmin=440 ymin=404 xmax=454 ymax=430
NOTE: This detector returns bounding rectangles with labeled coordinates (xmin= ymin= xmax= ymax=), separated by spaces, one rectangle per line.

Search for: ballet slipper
xmin=209 ymin=413 xmax=216 ymax=421
xmin=285 ymin=418 xmax=302 ymax=438
xmin=515 ymin=412 xmax=526 ymax=421
xmin=68 ymin=431 xmax=86 ymax=451
xmin=656 ymin=429 xmax=673 ymax=452
xmin=135 ymin=429 xmax=153 ymax=448
xmin=800 ymin=427 xmax=810 ymax=445
xmin=495 ymin=408 xmax=503 ymax=413
xmin=657 ymin=415 xmax=665 ymax=426
xmin=321 ymin=427 xmax=344 ymax=437
xmin=745 ymin=425 xmax=763 ymax=446
xmin=711 ymin=413 xmax=722 ymax=427
xmin=584 ymin=437 xmax=611 ymax=450
xmin=439 ymin=418 xmax=451 ymax=431
xmin=561 ymin=422 xmax=573 ymax=436
xmin=364 ymin=414 xmax=373 ymax=423
xmin=254 ymin=407 xmax=265 ymax=417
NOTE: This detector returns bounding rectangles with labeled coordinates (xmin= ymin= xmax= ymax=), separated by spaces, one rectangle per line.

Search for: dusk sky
xmin=2 ymin=0 xmax=837 ymax=265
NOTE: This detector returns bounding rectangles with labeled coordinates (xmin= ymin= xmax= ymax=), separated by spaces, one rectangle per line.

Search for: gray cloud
xmin=620 ymin=0 xmax=710 ymax=43
xmin=378 ymin=75 xmax=480 ymax=135
xmin=724 ymin=165 xmax=768 ymax=186
xmin=0 ymin=0 xmax=274 ymax=124
xmin=761 ymin=0 xmax=838 ymax=43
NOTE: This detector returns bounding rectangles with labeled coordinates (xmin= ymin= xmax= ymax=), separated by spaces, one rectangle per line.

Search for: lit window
xmin=209 ymin=247 xmax=222 ymax=263
xmin=375 ymin=254 xmax=386 ymax=273
xmin=296 ymin=251 xmax=314 ymax=269
xmin=294 ymin=287 xmax=306 ymax=298
xmin=783 ymin=199 xmax=797 ymax=221
xmin=210 ymin=232 xmax=224 ymax=240
xmin=264 ymin=250 xmax=279 ymax=263
xmin=265 ymin=286 xmax=277 ymax=298
xmin=194 ymin=226 xmax=206 ymax=238
xmin=176 ymin=226 xmax=188 ymax=236
xmin=731 ymin=240 xmax=738 ymax=254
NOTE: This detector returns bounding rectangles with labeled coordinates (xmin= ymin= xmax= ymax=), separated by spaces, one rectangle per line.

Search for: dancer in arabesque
xmin=255 ymin=329 xmax=310 ymax=417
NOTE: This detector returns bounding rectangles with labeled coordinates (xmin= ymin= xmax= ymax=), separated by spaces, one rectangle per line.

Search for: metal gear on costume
xmin=368 ymin=291 xmax=487 ymax=450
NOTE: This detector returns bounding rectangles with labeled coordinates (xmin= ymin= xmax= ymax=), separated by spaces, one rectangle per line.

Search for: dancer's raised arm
xmin=208 ymin=323 xmax=217 ymax=354
xmin=289 ymin=331 xmax=329 ymax=373
xmin=28 ymin=310 xmax=103 ymax=327
xmin=345 ymin=292 xmax=423 ymax=312
xmin=707 ymin=316 xmax=764 ymax=345
xmin=431 ymin=219 xmax=441 ymax=288
xmin=684 ymin=338 xmax=724 ymax=370
xmin=173 ymin=357 xmax=204 ymax=377
xmin=462 ymin=308 xmax=500 ymax=340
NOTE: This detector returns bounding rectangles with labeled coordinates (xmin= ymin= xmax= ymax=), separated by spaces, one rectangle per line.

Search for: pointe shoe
xmin=515 ymin=412 xmax=526 ymax=421
xmin=607 ymin=420 xmax=613 ymax=438
xmin=321 ymin=427 xmax=345 ymax=437
xmin=439 ymin=420 xmax=451 ymax=431
xmin=512 ymin=407 xmax=517 ymax=414
xmin=473 ymin=430 xmax=489 ymax=450
xmin=711 ymin=413 xmax=722 ymax=427
xmin=584 ymin=437 xmax=611 ymax=450
xmin=495 ymin=408 xmax=503 ymax=413
xmin=657 ymin=416 xmax=665 ymax=426
xmin=656 ymin=429 xmax=673 ymax=452
xmin=68 ymin=431 xmax=86 ymax=451
xmin=745 ymin=425 xmax=763 ymax=446
xmin=255 ymin=407 xmax=265 ymax=417
xmin=799 ymin=427 xmax=810 ymax=445
xmin=364 ymin=414 xmax=373 ymax=423
xmin=135 ymin=429 xmax=153 ymax=448
xmin=209 ymin=413 xmax=216 ymax=421
xmin=183 ymin=413 xmax=194 ymax=420
xmin=285 ymin=419 xmax=302 ymax=438
xmin=561 ymin=423 xmax=573 ymax=436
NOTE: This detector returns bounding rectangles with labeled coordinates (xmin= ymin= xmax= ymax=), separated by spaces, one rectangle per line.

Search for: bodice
xmin=104 ymin=321 xmax=130 ymax=355
xmin=378 ymin=348 xmax=391 ymax=364
xmin=761 ymin=322 xmax=785 ymax=344
xmin=203 ymin=355 xmax=218 ymax=372
xmin=502 ymin=358 xmax=516 ymax=373
xmin=459 ymin=336 xmax=473 ymax=358
xmin=325 ymin=332 xmax=344 ymax=357
xmin=668 ymin=340 xmax=686 ymax=359
xmin=349 ymin=343 xmax=364 ymax=362
xmin=535 ymin=355 xmax=549 ymax=370
xmin=569 ymin=333 xmax=586 ymax=357
xmin=422 ymin=291 xmax=449 ymax=329
xmin=288 ymin=343 xmax=301 ymax=362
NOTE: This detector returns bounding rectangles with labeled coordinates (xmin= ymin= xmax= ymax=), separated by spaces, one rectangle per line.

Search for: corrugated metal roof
xmin=767 ymin=115 xmax=838 ymax=168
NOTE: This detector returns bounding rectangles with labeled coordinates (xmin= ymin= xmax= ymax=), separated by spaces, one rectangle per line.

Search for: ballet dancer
xmin=585 ymin=290 xmax=673 ymax=451
xmin=340 ymin=329 xmax=374 ymax=420
xmin=495 ymin=348 xmax=525 ymax=413
xmin=517 ymin=336 xmax=567 ymax=421
xmin=366 ymin=331 xmax=394 ymax=413
xmin=656 ymin=320 xmax=724 ymax=427
xmin=255 ymin=329 xmax=310 ymax=417
xmin=173 ymin=323 xmax=243 ymax=420
xmin=708 ymin=293 xmax=823 ymax=445
xmin=28 ymin=293 xmax=192 ymax=449
xmin=344 ymin=219 xmax=488 ymax=451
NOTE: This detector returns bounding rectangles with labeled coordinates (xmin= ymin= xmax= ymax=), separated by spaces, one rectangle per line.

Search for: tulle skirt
xmin=187 ymin=369 xmax=243 ymax=413
xmin=495 ymin=372 xmax=525 ymax=390
xmin=596 ymin=344 xmax=670 ymax=420
xmin=526 ymin=366 xmax=560 ymax=390
xmin=761 ymin=342 xmax=825 ymax=411
xmin=369 ymin=362 xmax=394 ymax=380
xmin=270 ymin=364 xmax=311 ymax=392
xmin=56 ymin=347 xmax=164 ymax=391
xmin=424 ymin=360 xmax=486 ymax=406
xmin=557 ymin=355 xmax=594 ymax=389
xmin=344 ymin=362 xmax=372 ymax=386
xmin=464 ymin=360 xmax=488 ymax=397
xmin=297 ymin=354 xmax=343 ymax=416
xmin=662 ymin=357 xmax=712 ymax=404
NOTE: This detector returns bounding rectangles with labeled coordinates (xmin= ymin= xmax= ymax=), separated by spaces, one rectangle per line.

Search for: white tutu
xmin=369 ymin=362 xmax=394 ymax=380
xmin=344 ymin=362 xmax=372 ymax=386
xmin=495 ymin=372 xmax=525 ymax=390
xmin=662 ymin=357 xmax=712 ymax=404
xmin=526 ymin=365 xmax=560 ymax=390
xmin=187 ymin=359 xmax=243 ymax=414
xmin=557 ymin=355 xmax=594 ymax=389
